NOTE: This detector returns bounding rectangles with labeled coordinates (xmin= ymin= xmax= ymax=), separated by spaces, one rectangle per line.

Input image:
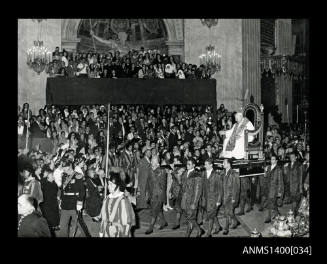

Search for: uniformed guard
xmin=58 ymin=160 xmax=86 ymax=237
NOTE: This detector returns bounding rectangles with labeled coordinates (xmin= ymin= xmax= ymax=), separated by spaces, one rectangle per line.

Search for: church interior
xmin=17 ymin=19 xmax=309 ymax=238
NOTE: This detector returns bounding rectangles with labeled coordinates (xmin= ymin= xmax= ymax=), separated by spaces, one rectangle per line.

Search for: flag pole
xmin=25 ymin=109 xmax=30 ymax=150
xmin=104 ymin=103 xmax=110 ymax=201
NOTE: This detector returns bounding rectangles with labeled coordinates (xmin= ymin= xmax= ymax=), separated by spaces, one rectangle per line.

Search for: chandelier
xmin=199 ymin=19 xmax=221 ymax=75
xmin=199 ymin=45 xmax=221 ymax=74
xmin=26 ymin=19 xmax=52 ymax=74
xmin=200 ymin=19 xmax=218 ymax=29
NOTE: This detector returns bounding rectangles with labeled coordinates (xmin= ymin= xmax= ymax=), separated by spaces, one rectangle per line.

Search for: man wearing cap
xmin=219 ymin=111 xmax=255 ymax=159
xmin=58 ymin=161 xmax=86 ymax=237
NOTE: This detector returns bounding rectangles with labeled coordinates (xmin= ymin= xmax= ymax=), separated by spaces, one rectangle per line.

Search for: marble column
xmin=274 ymin=19 xmax=293 ymax=123
xmin=165 ymin=40 xmax=184 ymax=60
xmin=184 ymin=19 xmax=243 ymax=111
xmin=242 ymin=19 xmax=261 ymax=107
xmin=61 ymin=38 xmax=81 ymax=52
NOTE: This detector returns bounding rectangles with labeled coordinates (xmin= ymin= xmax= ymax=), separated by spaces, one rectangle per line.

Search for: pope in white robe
xmin=219 ymin=112 xmax=255 ymax=159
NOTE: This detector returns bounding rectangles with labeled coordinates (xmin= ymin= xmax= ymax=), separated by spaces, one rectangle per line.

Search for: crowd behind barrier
xmin=47 ymin=46 xmax=212 ymax=79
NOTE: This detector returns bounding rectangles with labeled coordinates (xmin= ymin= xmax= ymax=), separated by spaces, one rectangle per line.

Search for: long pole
xmin=304 ymin=111 xmax=307 ymax=149
xmin=104 ymin=103 xmax=111 ymax=201
xmin=25 ymin=109 xmax=30 ymax=150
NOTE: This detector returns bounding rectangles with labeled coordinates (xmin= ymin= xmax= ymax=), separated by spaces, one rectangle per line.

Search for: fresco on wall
xmin=77 ymin=19 xmax=168 ymax=54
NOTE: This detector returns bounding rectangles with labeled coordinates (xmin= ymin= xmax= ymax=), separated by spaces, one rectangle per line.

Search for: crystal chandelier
xmin=199 ymin=19 xmax=221 ymax=75
xmin=26 ymin=19 xmax=52 ymax=74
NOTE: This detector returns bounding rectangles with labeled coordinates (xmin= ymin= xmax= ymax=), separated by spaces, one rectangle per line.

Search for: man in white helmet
xmin=219 ymin=111 xmax=255 ymax=159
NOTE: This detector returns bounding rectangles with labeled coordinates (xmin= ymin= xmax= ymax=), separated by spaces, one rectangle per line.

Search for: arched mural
xmin=76 ymin=19 xmax=168 ymax=53
xmin=62 ymin=19 xmax=184 ymax=57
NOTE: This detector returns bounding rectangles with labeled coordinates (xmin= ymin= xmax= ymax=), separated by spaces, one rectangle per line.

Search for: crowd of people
xmin=46 ymin=46 xmax=212 ymax=79
xmin=17 ymin=102 xmax=310 ymax=237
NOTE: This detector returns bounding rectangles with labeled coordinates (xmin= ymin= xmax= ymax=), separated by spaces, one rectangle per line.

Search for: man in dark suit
xmin=18 ymin=194 xmax=51 ymax=237
xmin=29 ymin=116 xmax=45 ymax=138
xmin=120 ymin=142 xmax=136 ymax=189
xmin=221 ymin=158 xmax=240 ymax=235
xmin=174 ymin=158 xmax=204 ymax=237
xmin=236 ymin=176 xmax=253 ymax=216
xmin=258 ymin=154 xmax=284 ymax=223
xmin=168 ymin=126 xmax=178 ymax=152
xmin=284 ymin=152 xmax=303 ymax=216
xmin=302 ymin=152 xmax=309 ymax=197
xmin=114 ymin=116 xmax=128 ymax=142
xmin=145 ymin=155 xmax=168 ymax=234
xmin=136 ymin=149 xmax=152 ymax=210
xmin=201 ymin=144 xmax=214 ymax=163
xmin=201 ymin=158 xmax=223 ymax=237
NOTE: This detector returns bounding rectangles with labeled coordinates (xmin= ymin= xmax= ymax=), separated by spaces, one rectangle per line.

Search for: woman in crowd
xmin=18 ymin=115 xmax=28 ymax=148
xmin=176 ymin=64 xmax=185 ymax=79
xmin=143 ymin=52 xmax=151 ymax=66
xmin=21 ymin=103 xmax=32 ymax=121
xmin=99 ymin=172 xmax=135 ymax=237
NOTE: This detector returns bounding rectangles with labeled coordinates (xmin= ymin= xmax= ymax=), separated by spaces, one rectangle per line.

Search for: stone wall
xmin=18 ymin=19 xmax=61 ymax=114
xmin=19 ymin=18 xmax=264 ymax=114
xmin=184 ymin=19 xmax=244 ymax=111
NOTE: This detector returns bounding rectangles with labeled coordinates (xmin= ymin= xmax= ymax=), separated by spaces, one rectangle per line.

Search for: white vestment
xmin=222 ymin=118 xmax=255 ymax=159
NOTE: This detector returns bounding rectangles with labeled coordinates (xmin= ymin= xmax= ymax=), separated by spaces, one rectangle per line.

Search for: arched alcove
xmin=62 ymin=18 xmax=184 ymax=58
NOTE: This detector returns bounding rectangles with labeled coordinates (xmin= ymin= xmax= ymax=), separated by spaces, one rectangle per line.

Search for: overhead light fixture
xmin=199 ymin=19 xmax=221 ymax=75
xmin=26 ymin=19 xmax=52 ymax=74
